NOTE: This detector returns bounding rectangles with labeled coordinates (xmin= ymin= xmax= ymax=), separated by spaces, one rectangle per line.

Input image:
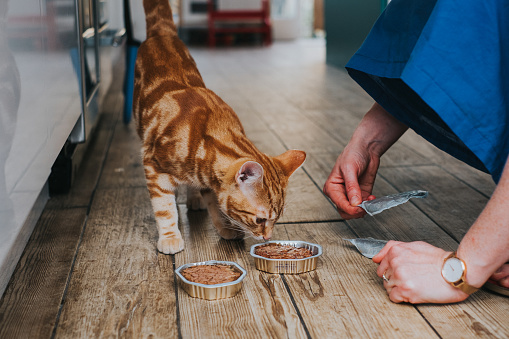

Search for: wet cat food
xmin=175 ymin=261 xmax=247 ymax=300
xmin=250 ymin=241 xmax=323 ymax=274
xmin=181 ymin=264 xmax=242 ymax=285
xmin=254 ymin=243 xmax=313 ymax=259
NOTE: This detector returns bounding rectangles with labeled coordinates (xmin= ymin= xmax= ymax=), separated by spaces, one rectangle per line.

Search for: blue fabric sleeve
xmin=346 ymin=0 xmax=509 ymax=182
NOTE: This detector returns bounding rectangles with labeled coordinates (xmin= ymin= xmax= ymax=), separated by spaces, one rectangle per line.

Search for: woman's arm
xmin=458 ymin=155 xmax=509 ymax=288
xmin=373 ymin=155 xmax=509 ymax=303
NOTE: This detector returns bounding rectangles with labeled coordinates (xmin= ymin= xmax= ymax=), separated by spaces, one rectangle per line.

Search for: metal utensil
xmin=343 ymin=237 xmax=388 ymax=259
xmin=359 ymin=190 xmax=428 ymax=216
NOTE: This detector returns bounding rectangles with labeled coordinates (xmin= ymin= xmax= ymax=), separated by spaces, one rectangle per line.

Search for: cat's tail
xmin=143 ymin=0 xmax=178 ymax=39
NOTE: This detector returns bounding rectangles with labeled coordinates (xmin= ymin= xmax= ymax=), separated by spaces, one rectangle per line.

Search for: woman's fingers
xmin=373 ymin=240 xmax=401 ymax=264
xmin=324 ymin=179 xmax=365 ymax=219
xmin=342 ymin=164 xmax=363 ymax=207
xmin=490 ymin=263 xmax=509 ymax=288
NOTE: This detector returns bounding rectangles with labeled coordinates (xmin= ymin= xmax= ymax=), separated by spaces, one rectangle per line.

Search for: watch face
xmin=442 ymin=257 xmax=465 ymax=283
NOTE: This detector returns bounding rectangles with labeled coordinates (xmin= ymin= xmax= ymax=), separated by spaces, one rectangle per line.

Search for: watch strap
xmin=452 ymin=280 xmax=479 ymax=295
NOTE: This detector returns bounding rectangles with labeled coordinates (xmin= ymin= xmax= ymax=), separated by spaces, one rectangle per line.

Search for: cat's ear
xmin=274 ymin=150 xmax=306 ymax=178
xmin=236 ymin=161 xmax=264 ymax=187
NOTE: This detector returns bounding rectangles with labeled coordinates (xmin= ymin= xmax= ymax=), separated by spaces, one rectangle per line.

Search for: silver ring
xmin=383 ymin=271 xmax=389 ymax=283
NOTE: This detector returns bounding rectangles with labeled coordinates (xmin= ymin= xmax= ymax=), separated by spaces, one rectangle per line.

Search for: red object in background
xmin=207 ymin=0 xmax=272 ymax=47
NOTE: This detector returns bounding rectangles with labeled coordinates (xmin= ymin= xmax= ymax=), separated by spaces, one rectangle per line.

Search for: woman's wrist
xmin=350 ymin=103 xmax=408 ymax=157
xmin=456 ymin=246 xmax=492 ymax=288
xmin=456 ymin=157 xmax=509 ymax=288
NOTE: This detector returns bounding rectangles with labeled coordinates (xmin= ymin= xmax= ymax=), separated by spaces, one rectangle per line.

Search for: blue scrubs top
xmin=346 ymin=0 xmax=509 ymax=182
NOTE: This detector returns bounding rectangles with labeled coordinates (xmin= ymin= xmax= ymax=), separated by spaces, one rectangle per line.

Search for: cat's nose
xmin=263 ymin=228 xmax=273 ymax=241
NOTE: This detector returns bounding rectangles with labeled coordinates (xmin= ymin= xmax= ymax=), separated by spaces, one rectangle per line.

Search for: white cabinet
xmin=0 ymin=0 xmax=123 ymax=296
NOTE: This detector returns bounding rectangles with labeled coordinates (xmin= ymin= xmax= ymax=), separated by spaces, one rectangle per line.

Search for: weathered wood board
xmin=2 ymin=40 xmax=508 ymax=339
xmin=54 ymin=188 xmax=179 ymax=338
xmin=0 ymin=208 xmax=87 ymax=338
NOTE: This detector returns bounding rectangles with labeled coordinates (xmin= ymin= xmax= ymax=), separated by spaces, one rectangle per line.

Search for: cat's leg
xmin=186 ymin=186 xmax=206 ymax=210
xmin=144 ymin=165 xmax=184 ymax=254
xmin=200 ymin=189 xmax=245 ymax=240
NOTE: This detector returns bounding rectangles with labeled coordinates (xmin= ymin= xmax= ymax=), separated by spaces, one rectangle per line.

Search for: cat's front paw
xmin=217 ymin=227 xmax=245 ymax=240
xmin=186 ymin=195 xmax=206 ymax=210
xmin=157 ymin=236 xmax=185 ymax=254
xmin=186 ymin=187 xmax=207 ymax=210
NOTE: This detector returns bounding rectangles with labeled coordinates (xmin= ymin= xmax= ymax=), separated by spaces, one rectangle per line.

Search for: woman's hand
xmin=323 ymin=102 xmax=408 ymax=219
xmin=323 ymin=145 xmax=378 ymax=219
xmin=371 ymin=155 xmax=509 ymax=304
xmin=373 ymin=241 xmax=470 ymax=304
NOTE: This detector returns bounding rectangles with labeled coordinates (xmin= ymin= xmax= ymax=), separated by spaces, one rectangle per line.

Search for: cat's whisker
xmin=221 ymin=213 xmax=248 ymax=231
xmin=283 ymin=195 xmax=297 ymax=209
xmin=221 ymin=213 xmax=263 ymax=239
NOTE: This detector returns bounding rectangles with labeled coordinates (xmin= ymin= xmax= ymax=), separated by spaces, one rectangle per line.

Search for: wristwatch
xmin=441 ymin=252 xmax=479 ymax=294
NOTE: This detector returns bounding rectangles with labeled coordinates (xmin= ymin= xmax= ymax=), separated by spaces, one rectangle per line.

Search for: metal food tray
xmin=250 ymin=241 xmax=322 ymax=274
xmin=175 ymin=260 xmax=247 ymax=300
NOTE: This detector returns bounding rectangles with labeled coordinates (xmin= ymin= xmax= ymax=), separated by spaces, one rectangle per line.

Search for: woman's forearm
xmin=350 ymin=103 xmax=409 ymax=157
xmin=458 ymin=156 xmax=509 ymax=287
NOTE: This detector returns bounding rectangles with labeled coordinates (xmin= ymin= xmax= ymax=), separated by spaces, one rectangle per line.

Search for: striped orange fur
xmin=134 ymin=0 xmax=306 ymax=254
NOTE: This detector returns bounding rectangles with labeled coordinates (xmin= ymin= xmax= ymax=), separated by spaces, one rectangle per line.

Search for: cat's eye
xmin=255 ymin=218 xmax=267 ymax=225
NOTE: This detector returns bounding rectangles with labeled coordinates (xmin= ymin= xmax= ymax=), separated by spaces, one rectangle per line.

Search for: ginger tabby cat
xmin=134 ymin=0 xmax=306 ymax=254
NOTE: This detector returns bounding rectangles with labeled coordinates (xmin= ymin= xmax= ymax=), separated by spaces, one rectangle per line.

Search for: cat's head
xmin=217 ymin=150 xmax=306 ymax=240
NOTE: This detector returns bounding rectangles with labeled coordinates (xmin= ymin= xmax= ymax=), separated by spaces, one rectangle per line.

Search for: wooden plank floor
xmin=1 ymin=39 xmax=508 ymax=338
